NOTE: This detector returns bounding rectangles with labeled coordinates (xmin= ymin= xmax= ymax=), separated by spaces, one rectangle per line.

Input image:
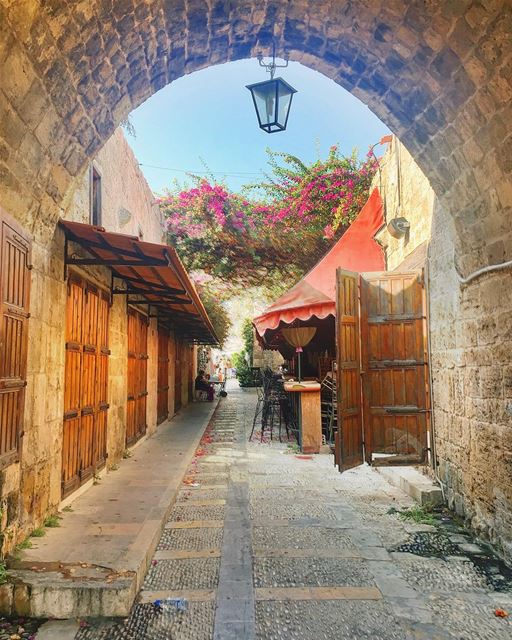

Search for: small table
xmin=283 ymin=381 xmax=322 ymax=454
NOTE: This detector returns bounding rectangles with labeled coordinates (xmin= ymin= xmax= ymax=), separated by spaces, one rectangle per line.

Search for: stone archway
xmin=0 ymin=1 xmax=511 ymax=556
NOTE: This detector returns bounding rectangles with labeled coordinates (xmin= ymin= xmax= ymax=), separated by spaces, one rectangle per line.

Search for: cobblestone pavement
xmin=74 ymin=385 xmax=511 ymax=640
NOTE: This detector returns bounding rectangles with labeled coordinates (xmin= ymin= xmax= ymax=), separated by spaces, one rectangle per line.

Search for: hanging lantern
xmin=281 ymin=326 xmax=316 ymax=382
xmin=246 ymin=45 xmax=297 ymax=134
xmin=246 ymin=77 xmax=297 ymax=133
xmin=281 ymin=327 xmax=317 ymax=349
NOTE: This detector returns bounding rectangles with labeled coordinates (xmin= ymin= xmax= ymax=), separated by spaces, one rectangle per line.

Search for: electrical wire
xmin=138 ymin=162 xmax=263 ymax=178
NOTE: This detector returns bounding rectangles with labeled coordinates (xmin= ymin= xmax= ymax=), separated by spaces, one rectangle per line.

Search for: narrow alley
xmin=68 ymin=384 xmax=512 ymax=640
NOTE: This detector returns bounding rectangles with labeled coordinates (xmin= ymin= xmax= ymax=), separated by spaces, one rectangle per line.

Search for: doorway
xmin=126 ymin=307 xmax=148 ymax=446
xmin=62 ymin=276 xmax=109 ymax=497
xmin=336 ymin=269 xmax=430 ymax=472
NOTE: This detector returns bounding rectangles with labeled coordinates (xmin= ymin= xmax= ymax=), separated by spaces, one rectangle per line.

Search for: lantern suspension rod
xmin=257 ymin=42 xmax=289 ymax=80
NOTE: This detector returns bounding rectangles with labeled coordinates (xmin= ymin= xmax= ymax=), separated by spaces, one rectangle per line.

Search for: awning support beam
xmin=66 ymin=257 xmax=168 ymax=267
xmin=113 ymin=289 xmax=192 ymax=304
xmin=126 ymin=297 xmax=193 ymax=306
xmin=113 ymin=274 xmax=185 ymax=296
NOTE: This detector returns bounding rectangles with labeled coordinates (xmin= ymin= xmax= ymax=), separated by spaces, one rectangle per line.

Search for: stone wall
xmin=0 ymin=130 xmax=197 ymax=555
xmin=373 ymin=137 xmax=435 ymax=271
xmin=429 ymin=204 xmax=512 ymax=560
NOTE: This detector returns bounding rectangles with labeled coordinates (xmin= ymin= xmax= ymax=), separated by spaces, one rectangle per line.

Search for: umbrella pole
xmin=297 ymin=349 xmax=302 ymax=382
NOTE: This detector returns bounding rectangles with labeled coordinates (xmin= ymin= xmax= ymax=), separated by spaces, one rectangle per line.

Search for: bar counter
xmin=283 ymin=381 xmax=322 ymax=454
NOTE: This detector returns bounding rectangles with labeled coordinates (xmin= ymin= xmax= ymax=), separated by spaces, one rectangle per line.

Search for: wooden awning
xmin=59 ymin=220 xmax=218 ymax=345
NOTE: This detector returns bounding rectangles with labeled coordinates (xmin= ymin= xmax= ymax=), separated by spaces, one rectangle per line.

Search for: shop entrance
xmin=336 ymin=269 xmax=429 ymax=472
xmin=62 ymin=276 xmax=109 ymax=497
xmin=126 ymin=307 xmax=148 ymax=446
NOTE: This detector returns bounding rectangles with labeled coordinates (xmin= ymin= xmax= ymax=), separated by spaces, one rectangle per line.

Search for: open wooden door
xmin=157 ymin=326 xmax=169 ymax=424
xmin=360 ymin=270 xmax=429 ymax=465
xmin=335 ymin=269 xmax=364 ymax=471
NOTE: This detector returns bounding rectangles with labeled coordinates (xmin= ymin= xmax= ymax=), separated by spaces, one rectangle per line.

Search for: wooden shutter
xmin=0 ymin=211 xmax=31 ymax=465
xmin=335 ymin=269 xmax=364 ymax=471
xmin=126 ymin=309 xmax=137 ymax=444
xmin=62 ymin=277 xmax=84 ymax=493
xmin=360 ymin=270 xmax=429 ymax=464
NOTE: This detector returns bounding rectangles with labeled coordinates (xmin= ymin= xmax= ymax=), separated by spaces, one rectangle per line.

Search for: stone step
xmin=375 ymin=466 xmax=444 ymax=506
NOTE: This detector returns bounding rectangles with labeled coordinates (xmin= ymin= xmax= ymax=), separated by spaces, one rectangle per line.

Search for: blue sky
xmin=126 ymin=59 xmax=390 ymax=194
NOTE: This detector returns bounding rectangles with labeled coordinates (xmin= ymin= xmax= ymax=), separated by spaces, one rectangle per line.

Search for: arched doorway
xmin=0 ymin=0 xmax=510 ymax=556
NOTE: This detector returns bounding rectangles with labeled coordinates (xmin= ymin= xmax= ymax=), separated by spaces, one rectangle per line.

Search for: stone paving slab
xmin=253 ymin=557 xmax=375 ymax=588
xmin=139 ymin=589 xmax=216 ymax=603
xmin=157 ymin=526 xmax=223 ymax=551
xmin=252 ymin=525 xmax=357 ymax=550
xmin=253 ymin=548 xmax=361 ymax=559
xmin=177 ymin=488 xmax=228 ymax=501
xmin=255 ymin=600 xmax=405 ymax=640
xmin=255 ymin=586 xmax=382 ymax=600
xmin=165 ymin=520 xmax=224 ymax=529
xmin=3 ymin=400 xmax=219 ymax=618
xmin=142 ymin=558 xmax=220 ymax=590
xmin=153 ymin=549 xmax=221 ymax=560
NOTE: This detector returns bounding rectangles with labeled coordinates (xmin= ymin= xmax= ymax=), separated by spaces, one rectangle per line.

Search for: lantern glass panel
xmin=277 ymin=82 xmax=293 ymax=128
xmin=252 ymin=82 xmax=277 ymax=128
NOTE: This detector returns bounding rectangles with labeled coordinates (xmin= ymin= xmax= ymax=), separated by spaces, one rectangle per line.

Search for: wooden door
xmin=126 ymin=307 xmax=148 ymax=445
xmin=360 ymin=270 xmax=429 ymax=464
xmin=0 ymin=213 xmax=31 ymax=466
xmin=335 ymin=269 xmax=364 ymax=471
xmin=174 ymin=340 xmax=182 ymax=412
xmin=157 ymin=327 xmax=169 ymax=424
xmin=62 ymin=277 xmax=109 ymax=497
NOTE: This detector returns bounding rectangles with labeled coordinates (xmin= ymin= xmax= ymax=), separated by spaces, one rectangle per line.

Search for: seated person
xmin=195 ymin=370 xmax=214 ymax=402
xmin=204 ymin=374 xmax=215 ymax=401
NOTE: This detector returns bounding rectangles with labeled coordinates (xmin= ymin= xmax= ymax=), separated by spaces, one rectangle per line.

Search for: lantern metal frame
xmin=246 ymin=43 xmax=297 ymax=134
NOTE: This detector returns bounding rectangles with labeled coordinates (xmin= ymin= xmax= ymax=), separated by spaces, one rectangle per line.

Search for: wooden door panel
xmin=361 ymin=270 xmax=428 ymax=465
xmin=62 ymin=416 xmax=80 ymax=493
xmin=94 ymin=409 xmax=107 ymax=468
xmin=126 ymin=308 xmax=147 ymax=444
xmin=174 ymin=340 xmax=182 ymax=412
xmin=62 ymin=278 xmax=109 ymax=497
xmin=335 ymin=269 xmax=364 ymax=472
xmin=0 ymin=216 xmax=31 ymax=463
xmin=79 ymin=414 xmax=94 ymax=480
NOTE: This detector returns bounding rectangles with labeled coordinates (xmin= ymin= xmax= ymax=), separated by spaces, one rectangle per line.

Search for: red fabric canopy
xmin=254 ymin=188 xmax=385 ymax=337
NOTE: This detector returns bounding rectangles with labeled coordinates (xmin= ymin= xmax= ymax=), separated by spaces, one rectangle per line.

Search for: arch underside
xmin=0 ymin=0 xmax=511 ymax=557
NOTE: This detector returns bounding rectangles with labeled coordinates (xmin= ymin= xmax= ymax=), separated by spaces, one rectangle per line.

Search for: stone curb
xmin=375 ymin=466 xmax=444 ymax=506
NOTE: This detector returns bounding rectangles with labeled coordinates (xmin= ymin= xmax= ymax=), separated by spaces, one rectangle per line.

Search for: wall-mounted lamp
xmin=387 ymin=217 xmax=410 ymax=238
